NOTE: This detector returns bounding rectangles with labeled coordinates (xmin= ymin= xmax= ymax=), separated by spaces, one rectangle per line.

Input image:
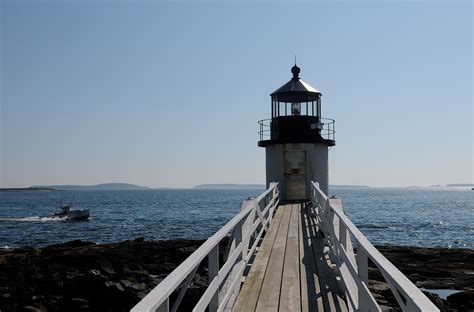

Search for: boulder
xmin=447 ymin=290 xmax=474 ymax=310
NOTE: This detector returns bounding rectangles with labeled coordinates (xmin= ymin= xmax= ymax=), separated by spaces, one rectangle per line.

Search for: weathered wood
xmin=279 ymin=204 xmax=301 ymax=311
xmin=208 ymin=245 xmax=219 ymax=311
xmin=308 ymin=209 xmax=348 ymax=312
xmin=232 ymin=205 xmax=286 ymax=312
xmin=299 ymin=204 xmax=311 ymax=312
xmin=255 ymin=204 xmax=292 ymax=311
xmin=220 ymin=201 xmax=255 ymax=311
xmin=311 ymin=181 xmax=439 ymax=311
xmin=300 ymin=204 xmax=324 ymax=312
xmin=234 ymin=203 xmax=348 ymax=312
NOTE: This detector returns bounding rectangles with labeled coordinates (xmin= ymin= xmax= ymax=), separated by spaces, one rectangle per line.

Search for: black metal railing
xmin=258 ymin=117 xmax=335 ymax=142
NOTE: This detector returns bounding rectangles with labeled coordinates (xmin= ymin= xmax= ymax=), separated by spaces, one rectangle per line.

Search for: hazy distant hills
xmin=34 ymin=183 xmax=150 ymax=191
xmin=330 ymin=185 xmax=369 ymax=188
xmin=16 ymin=182 xmax=473 ymax=192
xmin=194 ymin=184 xmax=266 ymax=190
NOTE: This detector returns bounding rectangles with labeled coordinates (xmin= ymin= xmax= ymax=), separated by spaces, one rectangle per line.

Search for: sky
xmin=0 ymin=0 xmax=472 ymax=188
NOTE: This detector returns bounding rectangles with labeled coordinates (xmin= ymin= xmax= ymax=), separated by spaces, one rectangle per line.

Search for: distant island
xmin=445 ymin=183 xmax=474 ymax=187
xmin=194 ymin=184 xmax=266 ymax=190
xmin=33 ymin=183 xmax=150 ymax=191
xmin=0 ymin=187 xmax=56 ymax=192
xmin=330 ymin=185 xmax=369 ymax=188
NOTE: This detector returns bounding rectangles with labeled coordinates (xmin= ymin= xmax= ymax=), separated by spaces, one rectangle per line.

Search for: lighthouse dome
xmin=271 ymin=66 xmax=321 ymax=102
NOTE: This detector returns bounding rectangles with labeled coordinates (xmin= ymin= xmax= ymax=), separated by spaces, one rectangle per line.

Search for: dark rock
xmin=105 ymin=281 xmax=124 ymax=292
xmin=368 ymin=246 xmax=474 ymax=311
xmin=49 ymin=240 xmax=97 ymax=249
xmin=126 ymin=263 xmax=143 ymax=272
xmin=20 ymin=306 xmax=41 ymax=312
xmin=99 ymin=261 xmax=115 ymax=275
xmin=447 ymin=290 xmax=474 ymax=310
xmin=71 ymin=297 xmax=90 ymax=311
xmin=120 ymin=279 xmax=133 ymax=288
xmin=136 ymin=290 xmax=149 ymax=301
xmin=422 ymin=291 xmax=450 ymax=311
xmin=130 ymin=283 xmax=146 ymax=291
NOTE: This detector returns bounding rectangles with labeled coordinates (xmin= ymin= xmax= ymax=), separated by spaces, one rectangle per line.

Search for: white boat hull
xmin=54 ymin=209 xmax=90 ymax=221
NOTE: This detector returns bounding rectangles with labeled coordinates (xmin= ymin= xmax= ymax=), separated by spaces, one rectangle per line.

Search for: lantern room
xmin=259 ymin=65 xmax=335 ymax=147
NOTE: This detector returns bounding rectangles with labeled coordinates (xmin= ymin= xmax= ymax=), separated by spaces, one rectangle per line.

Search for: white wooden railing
xmin=310 ymin=181 xmax=439 ymax=312
xmin=132 ymin=183 xmax=280 ymax=312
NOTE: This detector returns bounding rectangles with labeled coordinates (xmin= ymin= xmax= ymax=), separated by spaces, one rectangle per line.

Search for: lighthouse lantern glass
xmin=291 ymin=102 xmax=301 ymax=116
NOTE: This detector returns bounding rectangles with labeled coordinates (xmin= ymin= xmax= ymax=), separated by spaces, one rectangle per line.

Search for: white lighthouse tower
xmin=258 ymin=65 xmax=335 ymax=201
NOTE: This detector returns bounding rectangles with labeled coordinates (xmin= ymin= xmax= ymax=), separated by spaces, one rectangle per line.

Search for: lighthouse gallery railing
xmin=258 ymin=117 xmax=335 ymax=142
xmin=132 ymin=183 xmax=280 ymax=312
xmin=310 ymin=181 xmax=439 ymax=311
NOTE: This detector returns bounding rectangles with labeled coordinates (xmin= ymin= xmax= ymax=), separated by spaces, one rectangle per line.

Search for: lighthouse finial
xmin=291 ymin=60 xmax=300 ymax=79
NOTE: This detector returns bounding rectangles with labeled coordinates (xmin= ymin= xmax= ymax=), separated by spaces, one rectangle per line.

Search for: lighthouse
xmin=258 ymin=65 xmax=335 ymax=201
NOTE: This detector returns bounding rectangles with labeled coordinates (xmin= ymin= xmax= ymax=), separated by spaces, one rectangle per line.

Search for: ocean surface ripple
xmin=0 ymin=187 xmax=472 ymax=249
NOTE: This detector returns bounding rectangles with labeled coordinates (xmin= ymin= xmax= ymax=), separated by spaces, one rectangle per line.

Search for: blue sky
xmin=1 ymin=1 xmax=472 ymax=188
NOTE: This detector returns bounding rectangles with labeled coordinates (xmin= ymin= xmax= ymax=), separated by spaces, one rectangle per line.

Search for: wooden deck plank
xmin=279 ymin=204 xmax=301 ymax=311
xmin=233 ymin=203 xmax=347 ymax=312
xmin=307 ymin=207 xmax=348 ymax=312
xmin=255 ymin=204 xmax=292 ymax=311
xmin=300 ymin=204 xmax=324 ymax=312
xmin=233 ymin=204 xmax=286 ymax=312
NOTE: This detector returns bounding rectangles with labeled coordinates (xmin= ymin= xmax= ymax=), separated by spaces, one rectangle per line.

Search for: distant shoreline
xmin=194 ymin=184 xmax=265 ymax=190
xmin=2 ymin=183 xmax=472 ymax=192
xmin=0 ymin=187 xmax=57 ymax=192
xmin=32 ymin=183 xmax=150 ymax=191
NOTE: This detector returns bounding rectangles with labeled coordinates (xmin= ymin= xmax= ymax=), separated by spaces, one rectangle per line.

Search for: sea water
xmin=0 ymin=187 xmax=472 ymax=249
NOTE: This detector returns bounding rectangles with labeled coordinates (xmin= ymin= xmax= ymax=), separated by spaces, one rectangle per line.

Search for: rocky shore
xmin=0 ymin=239 xmax=472 ymax=311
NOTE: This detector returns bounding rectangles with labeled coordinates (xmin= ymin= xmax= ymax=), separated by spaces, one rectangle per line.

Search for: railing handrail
xmin=132 ymin=183 xmax=280 ymax=312
xmin=310 ymin=181 xmax=439 ymax=311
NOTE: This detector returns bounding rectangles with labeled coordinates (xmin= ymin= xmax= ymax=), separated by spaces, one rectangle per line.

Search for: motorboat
xmin=54 ymin=203 xmax=89 ymax=221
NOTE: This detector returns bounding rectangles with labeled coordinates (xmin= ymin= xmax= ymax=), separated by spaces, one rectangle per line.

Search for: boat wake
xmin=0 ymin=216 xmax=67 ymax=222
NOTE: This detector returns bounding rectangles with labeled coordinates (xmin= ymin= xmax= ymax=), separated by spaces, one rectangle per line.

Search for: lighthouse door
xmin=284 ymin=151 xmax=306 ymax=200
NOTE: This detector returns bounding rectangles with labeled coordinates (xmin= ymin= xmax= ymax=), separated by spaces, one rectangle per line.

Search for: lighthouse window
xmin=291 ymin=102 xmax=301 ymax=116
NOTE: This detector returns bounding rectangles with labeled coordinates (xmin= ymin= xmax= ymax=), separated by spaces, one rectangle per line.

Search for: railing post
xmin=235 ymin=219 xmax=243 ymax=259
xmin=357 ymin=245 xmax=369 ymax=284
xmin=357 ymin=245 xmax=369 ymax=311
xmin=208 ymin=245 xmax=219 ymax=312
xmin=339 ymin=221 xmax=347 ymax=257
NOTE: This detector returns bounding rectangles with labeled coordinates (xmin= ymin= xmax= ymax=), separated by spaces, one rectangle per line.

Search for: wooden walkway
xmin=233 ymin=203 xmax=347 ymax=312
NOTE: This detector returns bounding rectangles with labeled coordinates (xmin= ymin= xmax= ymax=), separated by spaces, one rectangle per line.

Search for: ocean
xmin=0 ymin=187 xmax=472 ymax=249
